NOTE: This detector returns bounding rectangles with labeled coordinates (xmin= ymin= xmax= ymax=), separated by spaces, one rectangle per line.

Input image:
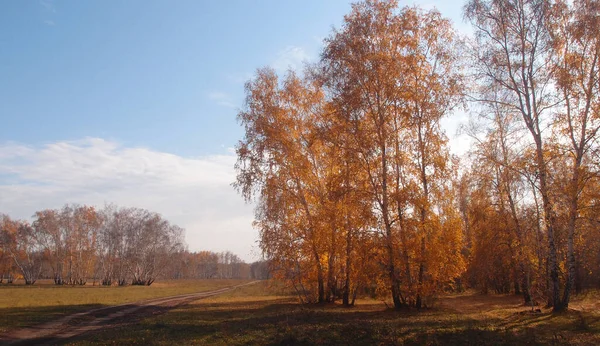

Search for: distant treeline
xmin=0 ymin=204 xmax=268 ymax=285
xmin=166 ymin=252 xmax=270 ymax=281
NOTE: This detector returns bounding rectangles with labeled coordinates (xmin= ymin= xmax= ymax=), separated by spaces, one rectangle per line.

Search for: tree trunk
xmin=534 ymin=141 xmax=561 ymax=311
xmin=416 ymin=120 xmax=428 ymax=310
xmin=416 ymin=237 xmax=425 ymax=309
xmin=327 ymin=222 xmax=337 ymax=302
xmin=562 ymin=164 xmax=580 ymax=310
xmin=317 ymin=268 xmax=325 ymax=303
xmin=385 ymin=221 xmax=402 ymax=309
xmin=315 ymin=250 xmax=325 ymax=303
xmin=343 ymin=227 xmax=352 ymax=306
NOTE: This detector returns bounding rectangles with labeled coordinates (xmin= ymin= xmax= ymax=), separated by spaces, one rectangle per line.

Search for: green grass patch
xmin=0 ymin=279 xmax=250 ymax=333
xmin=68 ymin=282 xmax=600 ymax=345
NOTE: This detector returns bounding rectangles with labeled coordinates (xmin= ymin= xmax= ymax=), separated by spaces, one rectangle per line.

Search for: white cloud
xmin=0 ymin=138 xmax=258 ymax=261
xmin=226 ymin=72 xmax=254 ymax=85
xmin=40 ymin=0 xmax=56 ymax=13
xmin=271 ymin=45 xmax=312 ymax=73
xmin=208 ymin=91 xmax=238 ymax=109
xmin=40 ymin=0 xmax=57 ymax=26
xmin=312 ymin=35 xmax=325 ymax=45
xmin=441 ymin=109 xmax=473 ymax=156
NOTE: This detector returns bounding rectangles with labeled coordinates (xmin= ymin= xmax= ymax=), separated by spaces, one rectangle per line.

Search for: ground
xmin=69 ymin=283 xmax=600 ymax=345
xmin=0 ymin=279 xmax=249 ymax=335
xmin=1 ymin=280 xmax=599 ymax=345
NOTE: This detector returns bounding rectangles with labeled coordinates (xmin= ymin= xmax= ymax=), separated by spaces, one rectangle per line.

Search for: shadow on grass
xmin=0 ymin=304 xmax=103 ymax=334
xmin=70 ymin=299 xmax=558 ymax=346
xmin=5 ymin=292 xmax=598 ymax=345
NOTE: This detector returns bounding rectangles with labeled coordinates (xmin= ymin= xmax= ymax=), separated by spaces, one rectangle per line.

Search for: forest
xmin=235 ymin=0 xmax=600 ymax=312
xmin=0 ymin=205 xmax=257 ymax=286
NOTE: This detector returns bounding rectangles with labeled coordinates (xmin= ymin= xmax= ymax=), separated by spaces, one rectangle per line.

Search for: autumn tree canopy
xmin=236 ymin=0 xmax=600 ymax=312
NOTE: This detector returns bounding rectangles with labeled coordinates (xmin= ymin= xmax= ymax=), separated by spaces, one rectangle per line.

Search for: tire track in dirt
xmin=0 ymin=281 xmax=259 ymax=346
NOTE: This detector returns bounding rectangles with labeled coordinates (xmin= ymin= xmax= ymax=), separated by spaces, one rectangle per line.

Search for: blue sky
xmin=0 ymin=0 xmax=470 ymax=261
xmin=0 ymin=0 xmax=357 ymax=156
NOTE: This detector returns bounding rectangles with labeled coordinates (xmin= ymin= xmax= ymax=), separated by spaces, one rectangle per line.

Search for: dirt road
xmin=0 ymin=281 xmax=259 ymax=346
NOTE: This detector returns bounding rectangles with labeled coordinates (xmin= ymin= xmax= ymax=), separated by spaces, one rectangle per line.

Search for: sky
xmin=0 ymin=0 xmax=472 ymax=262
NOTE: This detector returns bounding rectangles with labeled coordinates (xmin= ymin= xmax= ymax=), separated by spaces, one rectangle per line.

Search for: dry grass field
xmin=64 ymin=282 xmax=600 ymax=345
xmin=0 ymin=279 xmax=251 ymax=334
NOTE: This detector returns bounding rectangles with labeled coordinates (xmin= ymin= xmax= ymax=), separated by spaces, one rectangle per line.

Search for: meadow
xmin=61 ymin=281 xmax=600 ymax=345
xmin=0 ymin=279 xmax=250 ymax=334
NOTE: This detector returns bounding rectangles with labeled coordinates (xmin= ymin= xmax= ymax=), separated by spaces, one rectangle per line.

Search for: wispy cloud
xmin=0 ymin=138 xmax=257 ymax=261
xmin=271 ymin=45 xmax=312 ymax=73
xmin=226 ymin=72 xmax=254 ymax=85
xmin=40 ymin=0 xmax=57 ymax=26
xmin=441 ymin=109 xmax=472 ymax=156
xmin=312 ymin=35 xmax=325 ymax=45
xmin=40 ymin=0 xmax=56 ymax=13
xmin=208 ymin=91 xmax=238 ymax=109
